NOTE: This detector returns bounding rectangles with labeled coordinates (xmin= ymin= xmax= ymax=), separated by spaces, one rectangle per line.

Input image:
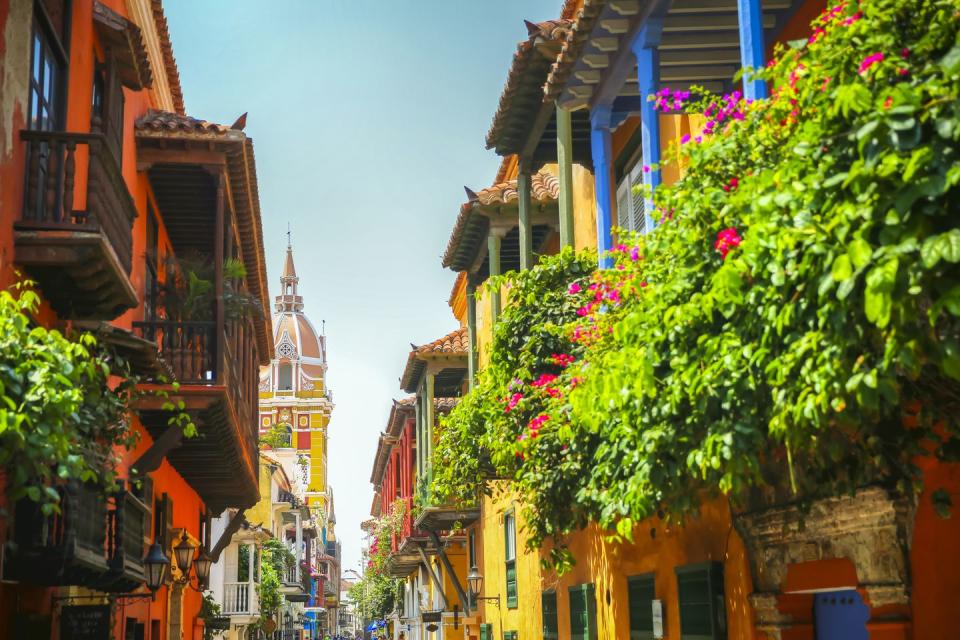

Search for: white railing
xmin=223 ymin=581 xmax=255 ymax=615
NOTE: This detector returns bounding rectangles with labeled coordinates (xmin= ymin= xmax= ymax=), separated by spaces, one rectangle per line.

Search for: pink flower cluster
xmin=531 ymin=373 xmax=558 ymax=388
xmin=653 ymin=87 xmax=691 ymax=112
xmin=701 ymin=91 xmax=745 ymax=137
xmin=722 ymin=177 xmax=739 ymax=192
xmin=504 ymin=392 xmax=523 ymax=414
xmin=550 ymin=353 xmax=575 ymax=368
xmin=715 ymin=227 xmax=742 ymax=260
xmin=858 ymin=52 xmax=884 ymax=75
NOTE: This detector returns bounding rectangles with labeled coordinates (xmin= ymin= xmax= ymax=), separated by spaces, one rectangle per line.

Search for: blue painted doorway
xmin=813 ymin=590 xmax=869 ymax=640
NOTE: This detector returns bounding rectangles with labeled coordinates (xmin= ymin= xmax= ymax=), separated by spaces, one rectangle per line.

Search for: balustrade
xmin=20 ymin=129 xmax=135 ymax=273
xmin=223 ymin=581 xmax=254 ymax=615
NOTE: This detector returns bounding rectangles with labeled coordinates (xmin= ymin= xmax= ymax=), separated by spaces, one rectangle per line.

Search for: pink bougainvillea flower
xmin=568 ymin=282 xmax=582 ymax=295
xmin=681 ymin=133 xmax=691 ymax=145
xmin=842 ymin=11 xmax=862 ymax=26
xmin=640 ymin=281 xmax=648 ymax=288
xmin=858 ymin=52 xmax=885 ymax=74
xmin=714 ymin=227 xmax=743 ymax=260
xmin=504 ymin=392 xmax=523 ymax=413
xmin=545 ymin=387 xmax=562 ymax=399
xmin=722 ymin=177 xmax=739 ymax=192
xmin=528 ymin=415 xmax=549 ymax=433
xmin=901 ymin=47 xmax=910 ymax=58
xmin=898 ymin=68 xmax=909 ymax=76
xmin=630 ymin=246 xmax=641 ymax=262
xmin=550 ymin=353 xmax=575 ymax=368
xmin=532 ymin=374 xmax=558 ymax=388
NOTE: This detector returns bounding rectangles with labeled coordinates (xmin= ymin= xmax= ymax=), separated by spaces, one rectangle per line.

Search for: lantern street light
xmin=466 ymin=566 xmax=500 ymax=612
xmin=172 ymin=532 xmax=211 ymax=591
xmin=143 ymin=541 xmax=170 ymax=593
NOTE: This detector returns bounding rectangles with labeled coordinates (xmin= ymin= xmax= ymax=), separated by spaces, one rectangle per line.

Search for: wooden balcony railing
xmin=132 ymin=313 xmax=260 ymax=510
xmin=20 ymin=130 xmax=136 ymax=273
xmin=132 ymin=320 xmax=217 ymax=383
xmin=104 ymin=490 xmax=149 ymax=591
xmin=7 ymin=482 xmax=110 ymax=586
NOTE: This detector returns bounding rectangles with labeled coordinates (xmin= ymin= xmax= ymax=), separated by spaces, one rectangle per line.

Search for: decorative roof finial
xmin=287 ymin=222 xmax=292 ymax=249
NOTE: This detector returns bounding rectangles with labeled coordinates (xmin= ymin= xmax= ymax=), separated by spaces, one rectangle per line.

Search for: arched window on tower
xmin=278 ymin=363 xmax=293 ymax=391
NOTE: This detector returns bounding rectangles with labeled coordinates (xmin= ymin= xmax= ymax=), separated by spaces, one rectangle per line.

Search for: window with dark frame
xmin=676 ymin=562 xmax=726 ymax=640
xmin=504 ymin=510 xmax=517 ymax=608
xmin=468 ymin=529 xmax=476 ymax=571
xmin=542 ymin=590 xmax=559 ymax=640
xmin=28 ymin=0 xmax=68 ymax=133
xmin=628 ymin=573 xmax=656 ymax=640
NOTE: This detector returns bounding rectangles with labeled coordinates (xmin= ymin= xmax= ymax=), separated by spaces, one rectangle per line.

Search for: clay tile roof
xmin=544 ymin=0 xmax=608 ymax=104
xmin=150 ymin=0 xmax=184 ymax=115
xmin=386 ymin=396 xmax=459 ymax=438
xmin=400 ymin=328 xmax=469 ymax=393
xmin=442 ymin=171 xmax=560 ymax=271
xmin=135 ymin=109 xmax=234 ymax=137
xmin=486 ymin=19 xmax=572 ymax=155
xmin=92 ymin=1 xmax=152 ymax=90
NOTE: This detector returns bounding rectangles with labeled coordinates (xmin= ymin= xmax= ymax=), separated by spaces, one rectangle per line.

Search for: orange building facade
xmin=0 ymin=1 xmax=271 ymax=639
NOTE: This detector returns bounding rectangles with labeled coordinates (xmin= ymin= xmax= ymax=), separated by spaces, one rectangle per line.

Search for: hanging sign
xmin=421 ymin=611 xmax=442 ymax=623
xmin=60 ymin=605 xmax=110 ymax=640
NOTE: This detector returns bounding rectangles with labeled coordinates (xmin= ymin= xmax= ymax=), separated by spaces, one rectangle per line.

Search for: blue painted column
xmin=590 ymin=104 xmax=614 ymax=269
xmin=632 ymin=40 xmax=662 ymax=222
xmin=737 ymin=0 xmax=768 ymax=100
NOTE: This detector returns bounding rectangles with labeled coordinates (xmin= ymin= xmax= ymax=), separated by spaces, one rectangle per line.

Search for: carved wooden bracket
xmin=130 ymin=424 xmax=185 ymax=477
xmin=210 ymin=508 xmax=247 ymax=561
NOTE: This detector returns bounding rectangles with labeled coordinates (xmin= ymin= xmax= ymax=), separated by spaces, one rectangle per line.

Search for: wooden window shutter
xmin=504 ymin=510 xmax=517 ymax=608
xmin=479 ymin=623 xmax=492 ymax=640
xmin=628 ymin=574 xmax=656 ymax=640
xmin=542 ymin=590 xmax=559 ymax=640
xmin=568 ymin=583 xmax=598 ymax=640
xmin=676 ymin=562 xmax=725 ymax=640
xmin=503 ymin=632 xmax=518 ymax=640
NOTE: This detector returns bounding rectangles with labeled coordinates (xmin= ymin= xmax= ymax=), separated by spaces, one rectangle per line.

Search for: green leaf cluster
xmin=430 ymin=0 xmax=960 ymax=567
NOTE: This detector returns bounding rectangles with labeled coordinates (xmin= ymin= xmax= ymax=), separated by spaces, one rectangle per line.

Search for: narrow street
xmin=0 ymin=1 xmax=959 ymax=640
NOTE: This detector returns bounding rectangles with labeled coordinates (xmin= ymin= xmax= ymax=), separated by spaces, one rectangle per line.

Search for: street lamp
xmin=143 ymin=541 xmax=170 ymax=593
xmin=466 ymin=566 xmax=500 ymax=611
xmin=172 ymin=532 xmax=211 ymax=591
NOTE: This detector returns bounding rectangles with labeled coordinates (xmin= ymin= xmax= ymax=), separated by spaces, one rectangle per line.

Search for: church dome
xmin=260 ymin=244 xmax=327 ymax=393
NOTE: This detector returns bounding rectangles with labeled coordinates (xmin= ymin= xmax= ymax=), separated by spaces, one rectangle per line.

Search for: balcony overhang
xmin=414 ymin=506 xmax=480 ymax=533
xmin=135 ymin=385 xmax=259 ymax=513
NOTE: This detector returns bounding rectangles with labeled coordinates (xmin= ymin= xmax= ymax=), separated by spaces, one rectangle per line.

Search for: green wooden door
xmin=542 ymin=591 xmax=559 ymax=639
xmin=628 ymin=574 xmax=656 ymax=640
xmin=568 ymin=583 xmax=598 ymax=640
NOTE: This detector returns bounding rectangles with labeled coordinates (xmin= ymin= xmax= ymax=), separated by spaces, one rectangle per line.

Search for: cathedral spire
xmin=276 ymin=229 xmax=302 ymax=312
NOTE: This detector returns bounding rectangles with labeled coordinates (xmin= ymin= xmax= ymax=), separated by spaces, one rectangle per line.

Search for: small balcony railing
xmin=223 ymin=581 xmax=255 ymax=615
xmin=20 ymin=130 xmax=135 ymax=271
xmin=14 ymin=130 xmax=138 ymax=318
xmin=132 ymin=320 xmax=217 ymax=383
xmin=103 ymin=490 xmax=149 ymax=591
xmin=6 ymin=482 xmax=109 ymax=585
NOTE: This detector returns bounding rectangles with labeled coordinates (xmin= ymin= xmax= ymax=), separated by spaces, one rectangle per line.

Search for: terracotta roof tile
xmin=486 ymin=19 xmax=572 ymax=155
xmin=135 ymin=109 xmax=234 ymax=137
xmin=92 ymin=1 xmax=152 ymax=90
xmin=442 ymin=171 xmax=559 ymax=270
xmin=400 ymin=328 xmax=469 ymax=392
xmin=150 ymin=0 xmax=184 ymax=115
xmin=544 ymin=0 xmax=607 ymax=104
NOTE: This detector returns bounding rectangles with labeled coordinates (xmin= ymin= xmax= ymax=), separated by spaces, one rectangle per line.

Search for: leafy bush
xmin=0 ymin=285 xmax=138 ymax=512
xmin=431 ymin=0 xmax=960 ymax=569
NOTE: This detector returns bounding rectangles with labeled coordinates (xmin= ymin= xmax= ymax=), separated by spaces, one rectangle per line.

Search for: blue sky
xmin=165 ymin=0 xmax=560 ymax=573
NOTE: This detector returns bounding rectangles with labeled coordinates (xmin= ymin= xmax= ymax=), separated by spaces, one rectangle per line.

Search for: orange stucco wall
xmin=0 ymin=2 xmax=208 ymax=638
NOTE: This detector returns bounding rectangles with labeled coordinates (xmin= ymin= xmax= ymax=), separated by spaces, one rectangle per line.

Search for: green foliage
xmin=349 ymin=500 xmax=405 ymax=621
xmin=199 ymin=591 xmax=223 ymax=640
xmin=256 ymin=537 xmax=295 ymax=626
xmin=156 ymin=253 xmax=262 ymax=321
xmin=260 ymin=422 xmax=293 ymax=449
xmin=0 ymin=284 xmax=138 ymax=512
xmin=431 ymin=0 xmax=960 ymax=569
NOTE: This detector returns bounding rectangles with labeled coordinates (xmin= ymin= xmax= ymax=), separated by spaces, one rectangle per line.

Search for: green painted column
xmin=466 ymin=282 xmax=478 ymax=389
xmin=556 ymin=104 xmax=575 ymax=249
xmin=425 ymin=372 xmax=436 ymax=499
xmin=488 ymin=232 xmax=502 ymax=324
xmin=518 ymin=168 xmax=533 ymax=270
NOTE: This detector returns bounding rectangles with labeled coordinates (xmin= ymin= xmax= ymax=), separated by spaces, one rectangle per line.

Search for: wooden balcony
xmin=133 ymin=314 xmax=261 ymax=513
xmin=223 ymin=581 xmax=257 ymax=616
xmin=14 ymin=130 xmax=138 ymax=319
xmin=102 ymin=490 xmax=150 ymax=592
xmin=4 ymin=482 xmax=110 ymax=586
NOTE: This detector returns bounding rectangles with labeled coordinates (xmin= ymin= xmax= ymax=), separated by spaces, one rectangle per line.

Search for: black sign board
xmin=60 ymin=605 xmax=111 ymax=640
xmin=421 ymin=611 xmax=442 ymax=623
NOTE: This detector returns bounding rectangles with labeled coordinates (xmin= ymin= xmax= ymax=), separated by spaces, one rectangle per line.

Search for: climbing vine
xmin=348 ymin=500 xmax=405 ymax=621
xmin=431 ymin=0 xmax=960 ymax=571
